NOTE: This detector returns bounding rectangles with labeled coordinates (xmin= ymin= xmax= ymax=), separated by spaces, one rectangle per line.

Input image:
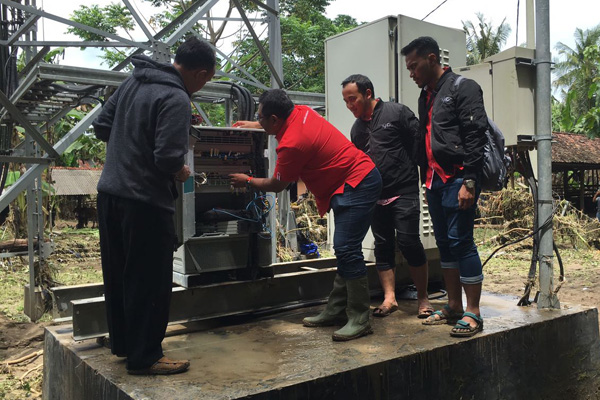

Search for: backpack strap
xmin=451 ymin=75 xmax=465 ymax=114
xmin=453 ymin=75 xmax=465 ymax=89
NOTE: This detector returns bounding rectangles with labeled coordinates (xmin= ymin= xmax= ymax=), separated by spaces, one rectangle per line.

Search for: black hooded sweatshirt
xmin=93 ymin=55 xmax=191 ymax=213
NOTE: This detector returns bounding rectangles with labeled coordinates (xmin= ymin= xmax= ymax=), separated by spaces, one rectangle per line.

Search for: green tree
xmin=462 ymin=12 xmax=511 ymax=65
xmin=55 ymin=109 xmax=106 ymax=167
xmin=553 ymin=25 xmax=600 ymax=118
xmin=570 ymin=44 xmax=600 ymax=137
xmin=230 ymin=6 xmax=359 ymax=92
xmin=67 ymin=0 xmax=356 ymax=92
xmin=67 ymin=3 xmax=135 ymax=68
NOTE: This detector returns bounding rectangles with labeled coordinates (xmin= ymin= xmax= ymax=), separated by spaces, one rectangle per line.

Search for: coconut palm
xmin=463 ymin=12 xmax=511 ymax=66
xmin=553 ymin=25 xmax=600 ymax=117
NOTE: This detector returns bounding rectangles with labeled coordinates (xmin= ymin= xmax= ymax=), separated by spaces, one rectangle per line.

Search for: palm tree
xmin=553 ymin=25 xmax=600 ymax=117
xmin=462 ymin=12 xmax=511 ymax=66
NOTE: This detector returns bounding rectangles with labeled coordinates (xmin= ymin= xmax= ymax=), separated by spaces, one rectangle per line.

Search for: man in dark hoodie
xmin=93 ymin=36 xmax=216 ymax=375
xmin=341 ymin=74 xmax=433 ymax=319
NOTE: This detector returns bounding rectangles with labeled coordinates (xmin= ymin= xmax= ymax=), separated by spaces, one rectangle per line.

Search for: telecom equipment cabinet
xmin=325 ymin=15 xmax=466 ymax=269
xmin=458 ymin=46 xmax=537 ymax=148
xmin=173 ymin=126 xmax=272 ymax=287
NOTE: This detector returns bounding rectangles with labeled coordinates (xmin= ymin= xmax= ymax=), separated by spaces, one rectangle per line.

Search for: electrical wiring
xmin=211 ymin=193 xmax=274 ymax=235
xmin=212 ymin=81 xmax=256 ymax=121
xmin=481 ymin=199 xmax=555 ymax=268
xmin=483 ymin=149 xmax=565 ymax=306
xmin=421 ymin=0 xmax=449 ymax=21
xmin=516 ymin=0 xmax=520 ymax=47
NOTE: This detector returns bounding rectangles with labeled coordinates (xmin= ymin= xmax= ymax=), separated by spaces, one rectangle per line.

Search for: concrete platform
xmin=43 ymin=292 xmax=600 ymax=400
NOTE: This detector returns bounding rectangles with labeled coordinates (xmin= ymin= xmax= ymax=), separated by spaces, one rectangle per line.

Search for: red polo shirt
xmin=274 ymin=105 xmax=375 ymax=216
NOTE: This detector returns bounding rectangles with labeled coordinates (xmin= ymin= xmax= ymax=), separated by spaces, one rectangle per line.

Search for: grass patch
xmin=0 ymin=261 xmax=29 ymax=322
xmin=0 ymin=227 xmax=102 ymax=322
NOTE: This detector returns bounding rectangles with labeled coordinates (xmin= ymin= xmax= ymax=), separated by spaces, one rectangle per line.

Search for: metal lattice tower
xmin=0 ymin=0 xmax=323 ymax=320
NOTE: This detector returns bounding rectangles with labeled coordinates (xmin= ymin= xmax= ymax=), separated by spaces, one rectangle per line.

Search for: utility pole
xmin=535 ymin=0 xmax=560 ymax=309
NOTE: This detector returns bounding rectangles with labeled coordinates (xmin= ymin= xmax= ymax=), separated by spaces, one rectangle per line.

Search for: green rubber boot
xmin=303 ymin=274 xmax=347 ymax=327
xmin=332 ymin=276 xmax=373 ymax=341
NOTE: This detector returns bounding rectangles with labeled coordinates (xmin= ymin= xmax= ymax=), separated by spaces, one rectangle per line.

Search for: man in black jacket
xmin=341 ymin=74 xmax=433 ymax=319
xmin=401 ymin=36 xmax=487 ymax=337
xmin=93 ymin=36 xmax=216 ymax=374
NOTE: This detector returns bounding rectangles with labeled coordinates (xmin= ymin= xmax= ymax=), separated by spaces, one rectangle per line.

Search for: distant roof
xmin=51 ymin=168 xmax=102 ymax=196
xmin=552 ymin=132 xmax=600 ymax=169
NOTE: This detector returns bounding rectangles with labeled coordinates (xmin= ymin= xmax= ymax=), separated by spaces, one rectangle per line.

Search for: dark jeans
xmin=330 ymin=168 xmax=382 ymax=280
xmin=426 ymin=174 xmax=483 ymax=284
xmin=372 ymin=193 xmax=427 ymax=270
xmin=97 ymin=192 xmax=176 ymax=370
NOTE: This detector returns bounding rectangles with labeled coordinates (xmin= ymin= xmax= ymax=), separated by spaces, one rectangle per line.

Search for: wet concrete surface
xmin=44 ymin=292 xmax=600 ymax=400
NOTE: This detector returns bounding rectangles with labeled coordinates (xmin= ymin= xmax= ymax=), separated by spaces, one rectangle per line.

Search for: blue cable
xmin=210 ymin=193 xmax=275 ymax=235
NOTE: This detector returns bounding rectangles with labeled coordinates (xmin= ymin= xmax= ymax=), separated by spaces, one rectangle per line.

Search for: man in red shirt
xmin=231 ymin=89 xmax=381 ymax=341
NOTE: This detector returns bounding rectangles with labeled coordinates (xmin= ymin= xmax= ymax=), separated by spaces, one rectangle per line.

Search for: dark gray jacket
xmin=351 ymin=100 xmax=420 ymax=198
xmin=93 ymin=55 xmax=191 ymax=213
xmin=417 ymin=68 xmax=488 ymax=183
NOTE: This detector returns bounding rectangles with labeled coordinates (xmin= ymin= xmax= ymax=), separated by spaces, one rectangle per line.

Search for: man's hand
xmin=232 ymin=120 xmax=261 ymax=129
xmin=458 ymin=184 xmax=475 ymax=210
xmin=174 ymin=165 xmax=191 ymax=182
xmin=230 ymin=173 xmax=250 ymax=188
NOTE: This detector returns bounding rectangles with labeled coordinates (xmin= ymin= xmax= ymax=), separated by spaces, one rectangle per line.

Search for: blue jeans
xmin=330 ymin=168 xmax=382 ymax=280
xmin=426 ymin=174 xmax=483 ymax=284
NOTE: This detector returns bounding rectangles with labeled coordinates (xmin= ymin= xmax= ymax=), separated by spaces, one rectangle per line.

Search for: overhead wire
xmin=130 ymin=0 xmax=157 ymax=35
xmin=421 ymin=0 xmax=449 ymax=21
xmin=516 ymin=0 xmax=520 ymax=47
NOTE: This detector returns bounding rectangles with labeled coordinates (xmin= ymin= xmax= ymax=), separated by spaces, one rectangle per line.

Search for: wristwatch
xmin=463 ymin=179 xmax=476 ymax=189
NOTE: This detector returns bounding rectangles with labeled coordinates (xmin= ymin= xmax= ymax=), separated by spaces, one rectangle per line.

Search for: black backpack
xmin=453 ymin=76 xmax=508 ymax=191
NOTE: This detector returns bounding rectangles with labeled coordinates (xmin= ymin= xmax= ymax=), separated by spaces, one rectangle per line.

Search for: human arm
xmin=594 ymin=190 xmax=600 ymax=202
xmin=153 ymin=92 xmax=190 ymax=175
xmin=399 ymin=104 xmax=421 ymax=163
xmin=456 ymin=78 xmax=488 ymax=182
xmin=232 ymin=120 xmax=262 ymax=129
xmin=92 ymin=85 xmax=123 ymax=142
xmin=229 ymin=140 xmax=303 ymax=193
xmin=229 ymin=173 xmax=290 ymax=193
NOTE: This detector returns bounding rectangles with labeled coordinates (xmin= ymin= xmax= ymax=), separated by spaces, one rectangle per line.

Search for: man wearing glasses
xmin=231 ymin=89 xmax=381 ymax=341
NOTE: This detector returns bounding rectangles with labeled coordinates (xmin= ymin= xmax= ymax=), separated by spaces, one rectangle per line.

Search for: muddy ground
xmin=1 ymin=227 xmax=599 ymax=399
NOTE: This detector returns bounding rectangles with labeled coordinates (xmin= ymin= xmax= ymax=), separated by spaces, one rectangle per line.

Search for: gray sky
xmin=37 ymin=0 xmax=598 ymax=69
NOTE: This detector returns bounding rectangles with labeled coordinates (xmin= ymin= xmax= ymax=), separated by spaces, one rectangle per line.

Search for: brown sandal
xmin=128 ymin=356 xmax=190 ymax=375
xmin=372 ymin=304 xmax=399 ymax=317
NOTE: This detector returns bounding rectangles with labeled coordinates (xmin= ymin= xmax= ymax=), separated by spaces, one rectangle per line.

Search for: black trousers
xmin=372 ymin=193 xmax=427 ymax=270
xmin=97 ymin=192 xmax=175 ymax=370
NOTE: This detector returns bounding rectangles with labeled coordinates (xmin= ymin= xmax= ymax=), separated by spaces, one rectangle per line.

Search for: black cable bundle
xmin=213 ymin=81 xmax=256 ymax=121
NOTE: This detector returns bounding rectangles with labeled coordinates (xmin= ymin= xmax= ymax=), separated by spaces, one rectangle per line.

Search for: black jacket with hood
xmin=417 ymin=67 xmax=488 ymax=183
xmin=351 ymin=99 xmax=420 ymax=199
xmin=93 ymin=55 xmax=191 ymax=213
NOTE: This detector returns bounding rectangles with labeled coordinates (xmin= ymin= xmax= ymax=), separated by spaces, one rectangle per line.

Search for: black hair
xmin=258 ymin=89 xmax=294 ymax=120
xmin=174 ymin=36 xmax=216 ymax=71
xmin=341 ymin=74 xmax=375 ymax=97
xmin=400 ymin=36 xmax=441 ymax=64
